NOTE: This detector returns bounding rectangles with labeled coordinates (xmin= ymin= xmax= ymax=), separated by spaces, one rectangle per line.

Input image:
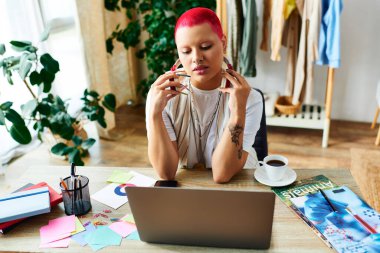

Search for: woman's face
xmin=175 ymin=23 xmax=226 ymax=89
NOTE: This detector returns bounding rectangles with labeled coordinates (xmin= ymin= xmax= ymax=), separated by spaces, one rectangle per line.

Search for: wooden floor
xmin=3 ymin=105 xmax=380 ymax=211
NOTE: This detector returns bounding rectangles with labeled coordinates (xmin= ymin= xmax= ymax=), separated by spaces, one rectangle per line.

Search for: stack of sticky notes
xmin=0 ymin=187 xmax=50 ymax=223
xmin=40 ymin=213 xmax=139 ymax=251
xmin=39 ymin=215 xmax=84 ymax=248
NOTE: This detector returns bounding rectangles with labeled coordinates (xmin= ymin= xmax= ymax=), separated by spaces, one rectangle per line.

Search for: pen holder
xmin=60 ymin=175 xmax=92 ymax=216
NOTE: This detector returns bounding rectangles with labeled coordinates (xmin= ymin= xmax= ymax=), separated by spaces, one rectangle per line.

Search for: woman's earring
xmin=171 ymin=59 xmax=182 ymax=71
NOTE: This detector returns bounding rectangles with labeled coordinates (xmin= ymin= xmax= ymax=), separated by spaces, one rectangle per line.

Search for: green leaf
xmin=25 ymin=46 xmax=37 ymax=53
xmin=82 ymin=138 xmax=96 ymax=150
xmin=6 ymin=70 xmax=13 ymax=85
xmin=10 ymin=124 xmax=32 ymax=144
xmin=106 ymin=38 xmax=114 ymax=54
xmin=40 ymin=68 xmax=55 ymax=92
xmin=126 ymin=9 xmax=132 ymax=19
xmin=43 ymin=81 xmax=52 ymax=93
xmin=97 ymin=118 xmax=107 ymax=128
xmin=21 ymin=99 xmax=38 ymax=117
xmin=0 ymin=110 xmax=5 ymax=125
xmin=105 ymin=0 xmax=120 ymax=11
xmin=0 ymin=44 xmax=5 ymax=55
xmin=5 ymin=109 xmax=25 ymax=125
xmin=68 ymin=149 xmax=80 ymax=164
xmin=102 ymin=93 xmax=116 ymax=112
xmin=59 ymin=126 xmax=75 ymax=140
xmin=139 ymin=2 xmax=151 ymax=12
xmin=36 ymin=103 xmax=51 ymax=115
xmin=29 ymin=71 xmax=42 ymax=85
xmin=18 ymin=61 xmax=32 ymax=80
xmin=72 ymin=135 xmax=82 ymax=146
xmin=51 ymin=142 xmax=68 ymax=155
xmin=88 ymin=90 xmax=99 ymax=98
xmin=40 ymin=53 xmax=60 ymax=74
xmin=88 ymin=112 xmax=98 ymax=121
xmin=0 ymin=101 xmax=13 ymax=110
xmin=10 ymin=40 xmax=32 ymax=51
xmin=62 ymin=146 xmax=74 ymax=155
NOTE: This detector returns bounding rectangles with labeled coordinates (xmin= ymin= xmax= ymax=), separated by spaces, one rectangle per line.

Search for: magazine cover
xmin=272 ymin=175 xmax=338 ymax=248
xmin=272 ymin=175 xmax=338 ymax=206
xmin=290 ymin=186 xmax=380 ymax=253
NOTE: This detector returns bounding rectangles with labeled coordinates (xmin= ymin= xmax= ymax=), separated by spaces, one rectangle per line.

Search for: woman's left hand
xmin=219 ymin=69 xmax=251 ymax=117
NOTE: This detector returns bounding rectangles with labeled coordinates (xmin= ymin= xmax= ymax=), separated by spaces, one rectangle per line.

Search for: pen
xmin=346 ymin=207 xmax=377 ymax=234
xmin=78 ymin=176 xmax=83 ymax=200
xmin=319 ymin=189 xmax=337 ymax=212
xmin=70 ymin=163 xmax=76 ymax=190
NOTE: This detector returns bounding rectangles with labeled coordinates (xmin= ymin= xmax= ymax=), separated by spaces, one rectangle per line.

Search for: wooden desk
xmin=0 ymin=166 xmax=358 ymax=252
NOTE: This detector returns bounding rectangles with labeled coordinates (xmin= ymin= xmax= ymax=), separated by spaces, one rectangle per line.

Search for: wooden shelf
xmin=267 ymin=104 xmax=325 ymax=130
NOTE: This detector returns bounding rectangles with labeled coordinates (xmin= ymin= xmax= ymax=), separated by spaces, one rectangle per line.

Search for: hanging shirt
xmin=270 ymin=0 xmax=286 ymax=61
xmin=239 ymin=0 xmax=258 ymax=77
xmin=292 ymin=0 xmax=321 ymax=105
xmin=315 ymin=0 xmax=343 ymax=68
xmin=260 ymin=0 xmax=272 ymax=51
xmin=227 ymin=0 xmax=244 ymax=69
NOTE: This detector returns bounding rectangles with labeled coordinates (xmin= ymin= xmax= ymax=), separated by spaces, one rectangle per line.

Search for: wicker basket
xmin=275 ymin=96 xmax=301 ymax=115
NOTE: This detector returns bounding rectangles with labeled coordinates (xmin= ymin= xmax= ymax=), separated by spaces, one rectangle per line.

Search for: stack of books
xmin=0 ymin=182 xmax=62 ymax=233
xmin=273 ymin=175 xmax=380 ymax=253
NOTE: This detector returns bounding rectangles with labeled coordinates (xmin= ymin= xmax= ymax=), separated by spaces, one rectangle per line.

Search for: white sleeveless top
xmin=146 ymin=79 xmax=263 ymax=169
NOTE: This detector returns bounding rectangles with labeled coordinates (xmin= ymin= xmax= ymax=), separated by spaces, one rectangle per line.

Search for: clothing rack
xmin=267 ymin=68 xmax=335 ymax=148
xmin=217 ymin=0 xmax=337 ymax=148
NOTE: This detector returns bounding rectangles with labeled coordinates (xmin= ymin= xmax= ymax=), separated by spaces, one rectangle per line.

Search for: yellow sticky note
xmin=71 ymin=217 xmax=85 ymax=235
xmin=120 ymin=214 xmax=135 ymax=224
xmin=107 ymin=170 xmax=134 ymax=184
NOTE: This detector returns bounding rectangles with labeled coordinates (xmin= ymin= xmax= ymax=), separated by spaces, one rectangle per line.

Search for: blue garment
xmin=316 ymin=0 xmax=343 ymax=68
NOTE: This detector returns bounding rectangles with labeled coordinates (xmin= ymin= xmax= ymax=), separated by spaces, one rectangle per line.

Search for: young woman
xmin=146 ymin=7 xmax=263 ymax=183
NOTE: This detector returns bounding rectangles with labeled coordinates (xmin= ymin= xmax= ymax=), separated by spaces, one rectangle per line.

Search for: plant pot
xmin=43 ymin=123 xmax=88 ymax=160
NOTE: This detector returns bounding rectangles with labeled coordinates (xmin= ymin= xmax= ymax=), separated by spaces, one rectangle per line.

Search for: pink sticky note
xmin=108 ymin=222 xmax=137 ymax=238
xmin=40 ymin=237 xmax=70 ymax=248
xmin=40 ymin=215 xmax=76 ymax=244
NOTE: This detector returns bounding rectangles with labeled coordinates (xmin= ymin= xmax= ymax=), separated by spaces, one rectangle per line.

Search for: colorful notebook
xmin=290 ymin=186 xmax=380 ymax=253
xmin=0 ymin=186 xmax=50 ymax=223
xmin=0 ymin=182 xmax=62 ymax=233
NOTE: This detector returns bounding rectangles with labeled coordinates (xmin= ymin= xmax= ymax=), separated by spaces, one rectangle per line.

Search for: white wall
xmin=248 ymin=0 xmax=380 ymax=122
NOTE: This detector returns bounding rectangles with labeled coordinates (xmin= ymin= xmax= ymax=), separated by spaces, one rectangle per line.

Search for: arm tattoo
xmin=229 ymin=124 xmax=244 ymax=159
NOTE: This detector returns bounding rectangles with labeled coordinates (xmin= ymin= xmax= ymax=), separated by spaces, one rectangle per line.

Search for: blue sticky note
xmin=85 ymin=226 xmax=122 ymax=246
xmin=126 ymin=230 xmax=140 ymax=240
xmin=72 ymin=222 xmax=96 ymax=246
xmin=89 ymin=243 xmax=107 ymax=252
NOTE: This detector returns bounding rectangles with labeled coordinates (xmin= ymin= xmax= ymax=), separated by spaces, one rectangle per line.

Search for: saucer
xmin=254 ymin=167 xmax=297 ymax=187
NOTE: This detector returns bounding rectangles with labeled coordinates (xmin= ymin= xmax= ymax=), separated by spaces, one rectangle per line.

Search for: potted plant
xmin=0 ymin=39 xmax=116 ymax=165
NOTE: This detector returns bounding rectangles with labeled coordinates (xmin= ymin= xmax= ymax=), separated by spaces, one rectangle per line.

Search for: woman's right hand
xmin=148 ymin=72 xmax=184 ymax=118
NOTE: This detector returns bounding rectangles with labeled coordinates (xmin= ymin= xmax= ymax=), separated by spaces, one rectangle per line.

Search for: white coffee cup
xmin=258 ymin=155 xmax=288 ymax=181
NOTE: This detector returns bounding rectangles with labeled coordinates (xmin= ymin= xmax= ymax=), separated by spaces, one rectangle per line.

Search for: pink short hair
xmin=174 ymin=7 xmax=223 ymax=41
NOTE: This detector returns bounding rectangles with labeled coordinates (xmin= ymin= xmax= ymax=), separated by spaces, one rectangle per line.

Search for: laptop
xmin=125 ymin=186 xmax=275 ymax=249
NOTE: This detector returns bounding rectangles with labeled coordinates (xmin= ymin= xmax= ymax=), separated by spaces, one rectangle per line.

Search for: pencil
xmin=60 ymin=177 xmax=71 ymax=197
xmin=60 ymin=177 xmax=69 ymax=191
xmin=319 ymin=189 xmax=337 ymax=212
